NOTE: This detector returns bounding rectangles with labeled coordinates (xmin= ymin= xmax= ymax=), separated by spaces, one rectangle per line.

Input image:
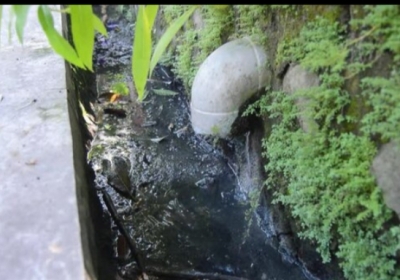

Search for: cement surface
xmin=0 ymin=5 xmax=85 ymax=280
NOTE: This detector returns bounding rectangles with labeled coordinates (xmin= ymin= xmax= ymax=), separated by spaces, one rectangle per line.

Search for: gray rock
xmin=372 ymin=141 xmax=400 ymax=219
xmin=282 ymin=64 xmax=320 ymax=133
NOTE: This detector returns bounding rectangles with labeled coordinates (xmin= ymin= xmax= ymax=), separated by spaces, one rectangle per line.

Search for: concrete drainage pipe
xmin=190 ymin=37 xmax=270 ymax=138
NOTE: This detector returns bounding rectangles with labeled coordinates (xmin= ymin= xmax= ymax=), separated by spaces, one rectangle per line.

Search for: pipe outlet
xmin=190 ymin=37 xmax=270 ymax=138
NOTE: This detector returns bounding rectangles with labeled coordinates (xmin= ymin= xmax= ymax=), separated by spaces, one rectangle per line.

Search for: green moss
xmin=159 ymin=6 xmax=400 ymax=278
xmin=245 ymin=6 xmax=400 ymax=279
xmin=162 ymin=5 xmax=234 ymax=91
xmin=164 ymin=5 xmax=270 ymax=93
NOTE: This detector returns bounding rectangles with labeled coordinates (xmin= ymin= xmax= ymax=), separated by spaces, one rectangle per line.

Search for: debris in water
xmin=141 ymin=120 xmax=157 ymax=127
xmin=150 ymin=135 xmax=168 ymax=143
xmin=152 ymin=88 xmax=179 ymax=96
xmin=104 ymin=108 xmax=127 ymax=118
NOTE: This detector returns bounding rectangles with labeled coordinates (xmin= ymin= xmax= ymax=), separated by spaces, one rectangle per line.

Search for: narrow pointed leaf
xmin=150 ymin=5 xmax=197 ymax=75
xmin=93 ymin=13 xmax=107 ymax=37
xmin=144 ymin=5 xmax=158 ymax=32
xmin=152 ymin=88 xmax=178 ymax=96
xmin=8 ymin=7 xmax=14 ymax=44
xmin=70 ymin=5 xmax=94 ymax=71
xmin=57 ymin=7 xmax=104 ymax=37
xmin=0 ymin=5 xmax=3 ymax=44
xmin=132 ymin=5 xmax=152 ymax=101
xmin=210 ymin=5 xmax=230 ymax=10
xmin=12 ymin=5 xmax=30 ymax=44
xmin=38 ymin=5 xmax=84 ymax=68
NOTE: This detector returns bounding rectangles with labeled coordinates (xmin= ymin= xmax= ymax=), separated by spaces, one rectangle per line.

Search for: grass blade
xmin=70 ymin=5 xmax=94 ymax=71
xmin=12 ymin=5 xmax=30 ymax=44
xmin=38 ymin=5 xmax=84 ymax=68
xmin=132 ymin=5 xmax=152 ymax=101
xmin=150 ymin=5 xmax=197 ymax=75
xmin=8 ymin=7 xmax=14 ymax=44
xmin=152 ymin=88 xmax=179 ymax=96
xmin=144 ymin=5 xmax=158 ymax=32
xmin=210 ymin=5 xmax=230 ymax=10
xmin=0 ymin=5 xmax=3 ymax=45
xmin=93 ymin=13 xmax=107 ymax=37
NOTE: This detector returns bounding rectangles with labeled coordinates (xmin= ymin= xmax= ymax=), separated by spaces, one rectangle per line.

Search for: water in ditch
xmin=88 ymin=8 xmax=310 ymax=279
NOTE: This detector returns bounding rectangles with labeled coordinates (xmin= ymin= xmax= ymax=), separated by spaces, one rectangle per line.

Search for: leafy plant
xmin=244 ymin=9 xmax=400 ymax=279
xmin=111 ymin=82 xmax=129 ymax=96
xmin=2 ymin=4 xmax=198 ymax=101
xmin=131 ymin=5 xmax=198 ymax=100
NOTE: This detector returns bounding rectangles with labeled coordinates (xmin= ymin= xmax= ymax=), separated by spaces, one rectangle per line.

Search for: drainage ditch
xmin=65 ymin=5 xmax=343 ymax=280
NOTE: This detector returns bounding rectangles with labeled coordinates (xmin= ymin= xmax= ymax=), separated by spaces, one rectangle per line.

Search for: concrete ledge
xmin=0 ymin=6 xmax=85 ymax=280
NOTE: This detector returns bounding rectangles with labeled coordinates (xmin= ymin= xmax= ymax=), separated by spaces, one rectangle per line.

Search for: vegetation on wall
xmin=244 ymin=5 xmax=400 ymax=280
xmin=163 ymin=5 xmax=268 ymax=92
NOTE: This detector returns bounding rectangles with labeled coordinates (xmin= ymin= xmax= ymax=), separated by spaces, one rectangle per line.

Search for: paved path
xmin=0 ymin=5 xmax=85 ymax=280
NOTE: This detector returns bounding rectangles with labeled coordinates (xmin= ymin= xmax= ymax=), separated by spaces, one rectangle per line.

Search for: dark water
xmin=89 ymin=8 xmax=310 ymax=279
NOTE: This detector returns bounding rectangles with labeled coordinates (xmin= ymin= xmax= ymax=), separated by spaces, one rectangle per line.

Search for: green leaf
xmin=8 ymin=6 xmax=14 ymax=44
xmin=12 ymin=5 xmax=30 ymax=44
xmin=150 ymin=5 xmax=197 ymax=75
xmin=0 ymin=5 xmax=3 ymax=45
xmin=144 ymin=5 xmax=159 ymax=32
xmin=111 ymin=82 xmax=129 ymax=96
xmin=92 ymin=13 xmax=107 ymax=37
xmin=132 ymin=5 xmax=152 ymax=101
xmin=37 ymin=5 xmax=84 ymax=68
xmin=209 ymin=5 xmax=230 ymax=10
xmin=152 ymin=88 xmax=179 ymax=96
xmin=70 ymin=5 xmax=94 ymax=71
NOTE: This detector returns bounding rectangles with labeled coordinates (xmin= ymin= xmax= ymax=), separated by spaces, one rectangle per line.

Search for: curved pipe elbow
xmin=190 ymin=37 xmax=270 ymax=138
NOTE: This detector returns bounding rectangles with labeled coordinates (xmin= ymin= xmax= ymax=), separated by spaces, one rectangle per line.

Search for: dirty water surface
xmin=88 ymin=9 xmax=309 ymax=280
xmin=88 ymin=71 xmax=307 ymax=280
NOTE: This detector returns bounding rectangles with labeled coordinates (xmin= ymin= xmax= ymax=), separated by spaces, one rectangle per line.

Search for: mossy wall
xmin=156 ymin=5 xmax=400 ymax=280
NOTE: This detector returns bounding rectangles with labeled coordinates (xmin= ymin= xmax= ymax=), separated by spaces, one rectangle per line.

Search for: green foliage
xmin=361 ymin=73 xmax=400 ymax=141
xmin=150 ymin=5 xmax=197 ymax=75
xmin=165 ymin=5 xmax=234 ymax=91
xmin=37 ymin=5 xmax=84 ymax=69
xmin=165 ymin=5 xmax=269 ymax=92
xmin=0 ymin=6 xmax=2 ymax=40
xmin=132 ymin=5 xmax=154 ymax=100
xmin=230 ymin=5 xmax=268 ymax=46
xmin=245 ymin=8 xmax=400 ymax=279
xmin=12 ymin=5 xmax=30 ymax=43
xmin=70 ymin=5 xmax=94 ymax=71
xmin=111 ymin=82 xmax=129 ymax=96
xmin=152 ymin=88 xmax=178 ymax=96
xmin=132 ymin=5 xmax=197 ymax=101
xmin=4 ymin=4 xmax=193 ymax=101
xmin=337 ymin=227 xmax=400 ymax=279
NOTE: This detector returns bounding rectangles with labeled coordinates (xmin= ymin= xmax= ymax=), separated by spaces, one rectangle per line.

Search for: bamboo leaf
xmin=8 ymin=6 xmax=14 ymax=44
xmin=144 ymin=5 xmax=158 ymax=32
xmin=70 ymin=5 xmax=94 ymax=71
xmin=93 ymin=13 xmax=107 ymax=37
xmin=38 ymin=5 xmax=84 ymax=68
xmin=132 ymin=5 xmax=152 ymax=101
xmin=0 ymin=5 xmax=3 ymax=45
xmin=152 ymin=88 xmax=179 ymax=96
xmin=12 ymin=5 xmax=30 ymax=44
xmin=210 ymin=5 xmax=230 ymax=10
xmin=59 ymin=6 xmax=106 ymax=38
xmin=150 ymin=5 xmax=197 ymax=75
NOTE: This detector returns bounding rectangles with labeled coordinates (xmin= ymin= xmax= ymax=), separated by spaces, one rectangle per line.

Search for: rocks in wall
xmin=372 ymin=141 xmax=400 ymax=219
xmin=282 ymin=64 xmax=319 ymax=133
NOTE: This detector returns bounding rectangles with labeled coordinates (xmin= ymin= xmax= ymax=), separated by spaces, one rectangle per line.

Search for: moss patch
xmin=158 ymin=5 xmax=400 ymax=279
xmin=245 ymin=6 xmax=400 ymax=279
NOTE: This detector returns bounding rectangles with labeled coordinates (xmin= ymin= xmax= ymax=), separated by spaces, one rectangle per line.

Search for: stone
xmin=282 ymin=64 xmax=320 ymax=133
xmin=372 ymin=141 xmax=400 ymax=219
